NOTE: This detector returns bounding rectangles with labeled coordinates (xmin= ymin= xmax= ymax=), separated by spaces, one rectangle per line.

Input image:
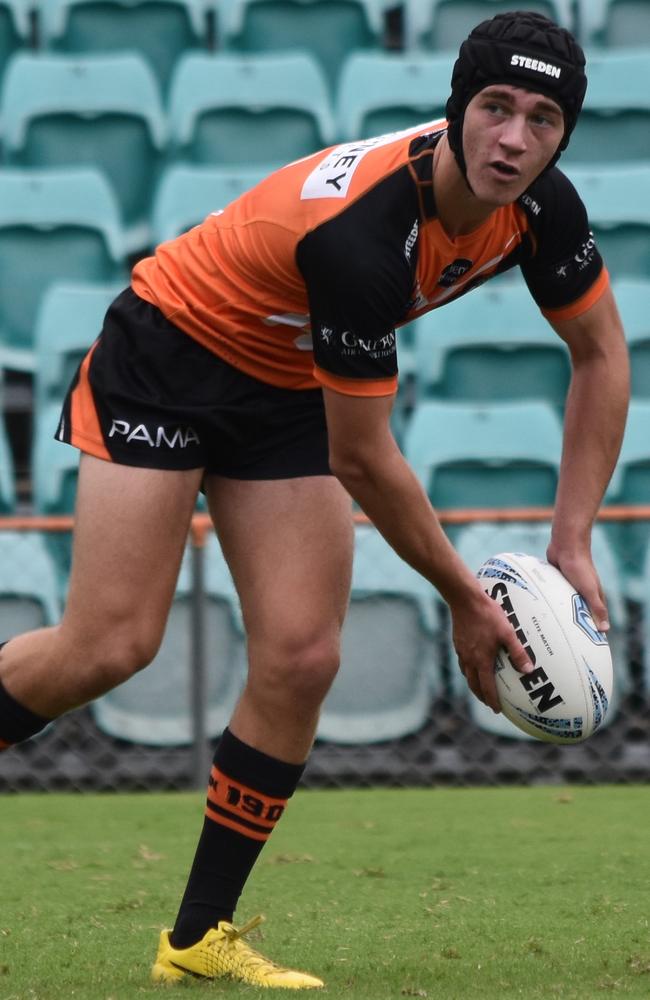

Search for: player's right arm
xmin=322 ymin=387 xmax=533 ymax=711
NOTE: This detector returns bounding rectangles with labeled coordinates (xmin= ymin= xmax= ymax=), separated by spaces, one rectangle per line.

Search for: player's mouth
xmin=489 ymin=160 xmax=521 ymax=180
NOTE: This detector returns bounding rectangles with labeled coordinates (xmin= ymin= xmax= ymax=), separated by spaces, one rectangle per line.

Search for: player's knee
xmin=89 ymin=626 xmax=163 ymax=688
xmin=261 ymin=631 xmax=341 ymax=708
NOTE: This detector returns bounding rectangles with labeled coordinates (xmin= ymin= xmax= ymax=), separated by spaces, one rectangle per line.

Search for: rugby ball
xmin=477 ymin=552 xmax=612 ymax=743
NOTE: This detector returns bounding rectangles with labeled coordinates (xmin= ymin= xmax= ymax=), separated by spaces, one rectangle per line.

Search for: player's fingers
xmin=589 ymin=586 xmax=610 ymax=633
xmin=503 ymin=630 xmax=534 ymax=676
xmin=464 ymin=658 xmax=501 ymax=714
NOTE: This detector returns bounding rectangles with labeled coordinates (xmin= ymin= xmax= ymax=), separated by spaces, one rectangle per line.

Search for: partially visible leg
xmin=212 ymin=474 xmax=355 ymax=762
xmin=160 ymin=474 xmax=353 ymax=986
xmin=0 ymin=454 xmax=203 ymax=747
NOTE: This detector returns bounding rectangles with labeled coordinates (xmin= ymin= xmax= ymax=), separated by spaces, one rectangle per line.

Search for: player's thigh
xmin=62 ymin=454 xmax=203 ymax=648
xmin=205 ymin=475 xmax=354 ymax=645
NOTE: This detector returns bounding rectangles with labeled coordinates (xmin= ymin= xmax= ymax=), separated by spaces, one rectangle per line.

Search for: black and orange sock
xmin=0 ymin=646 xmax=52 ymax=751
xmin=171 ymin=727 xmax=305 ymax=949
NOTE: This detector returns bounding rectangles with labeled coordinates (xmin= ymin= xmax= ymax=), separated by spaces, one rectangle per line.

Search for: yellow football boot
xmin=151 ymin=914 xmax=324 ymax=989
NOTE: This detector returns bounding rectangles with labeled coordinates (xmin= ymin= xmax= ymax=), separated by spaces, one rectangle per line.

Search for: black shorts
xmin=58 ymin=287 xmax=331 ymax=479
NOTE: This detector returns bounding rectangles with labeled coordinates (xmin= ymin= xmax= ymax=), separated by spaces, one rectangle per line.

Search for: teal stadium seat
xmin=0 ymin=1 xmax=32 ymax=85
xmin=32 ymin=399 xmax=81 ymax=590
xmin=405 ymin=0 xmax=574 ymax=50
xmin=317 ymin=523 xmax=442 ymax=743
xmin=337 ymin=51 xmax=453 ymax=140
xmin=604 ymin=399 xmax=650 ymax=601
xmin=168 ymin=52 xmax=336 ymax=169
xmin=448 ymin=521 xmax=626 ymax=737
xmin=151 ymin=164 xmax=267 ymax=244
xmin=33 ymin=282 xmax=123 ymax=411
xmin=0 ymin=168 xmax=127 ymax=372
xmin=411 ymin=279 xmax=571 ymax=407
xmin=0 ymin=404 xmax=16 ymax=514
xmin=37 ymin=0 xmax=211 ymax=94
xmin=564 ymin=50 xmax=650 ymax=165
xmin=0 ymin=532 xmax=62 ymax=635
xmin=638 ymin=542 xmax=650 ymax=692
xmin=1 ymin=53 xmax=167 ymax=253
xmin=402 ymin=399 xmax=563 ymax=540
xmin=92 ymin=535 xmax=246 ymax=745
xmin=611 ymin=277 xmax=650 ymax=399
xmin=32 ymin=401 xmax=79 ymax=516
xmin=216 ymin=0 xmax=387 ymax=94
xmin=578 ymin=0 xmax=650 ymax=48
xmin=564 ymin=164 xmax=650 ymax=280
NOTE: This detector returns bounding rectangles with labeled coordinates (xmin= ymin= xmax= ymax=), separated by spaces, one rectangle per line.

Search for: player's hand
xmin=449 ymin=586 xmax=534 ymax=713
xmin=546 ymin=542 xmax=609 ymax=633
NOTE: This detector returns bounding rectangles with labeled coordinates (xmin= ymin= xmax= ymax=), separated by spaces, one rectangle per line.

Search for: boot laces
xmin=218 ymin=915 xmax=289 ymax=974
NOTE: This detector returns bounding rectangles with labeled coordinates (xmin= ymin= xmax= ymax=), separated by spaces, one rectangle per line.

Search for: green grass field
xmin=0 ymin=786 xmax=649 ymax=1000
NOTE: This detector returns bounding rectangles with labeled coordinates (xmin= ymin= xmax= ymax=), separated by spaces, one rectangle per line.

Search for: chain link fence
xmin=0 ymin=510 xmax=649 ymax=792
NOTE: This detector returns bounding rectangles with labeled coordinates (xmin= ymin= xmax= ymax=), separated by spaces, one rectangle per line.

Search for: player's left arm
xmin=545 ymin=283 xmax=630 ymax=630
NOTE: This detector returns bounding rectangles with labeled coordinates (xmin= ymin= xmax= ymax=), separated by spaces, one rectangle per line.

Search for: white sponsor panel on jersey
xmin=300 ymin=120 xmax=445 ymax=200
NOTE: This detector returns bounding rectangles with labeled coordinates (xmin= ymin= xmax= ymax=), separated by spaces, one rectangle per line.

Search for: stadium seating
xmin=31 ymin=399 xmax=79 ymax=589
xmin=1 ymin=53 xmax=167 ymax=253
xmin=32 ymin=400 xmax=79 ymax=513
xmin=0 ymin=1 xmax=32 ymax=85
xmin=0 ymin=531 xmax=62 ymax=635
xmin=151 ymin=164 xmax=267 ymax=244
xmin=337 ymin=51 xmax=452 ymax=140
xmin=33 ymin=282 xmax=123 ymax=411
xmin=92 ymin=535 xmax=246 ymax=745
xmin=564 ymin=164 xmax=650 ymax=280
xmin=639 ymin=541 xmax=650 ymax=692
xmin=317 ymin=523 xmax=442 ymax=743
xmin=448 ymin=521 xmax=626 ymax=737
xmin=0 ymin=407 xmax=16 ymax=514
xmin=36 ymin=0 xmax=211 ymax=94
xmin=564 ymin=50 xmax=650 ymax=165
xmin=167 ymin=51 xmax=336 ymax=169
xmin=411 ymin=279 xmax=571 ymax=408
xmin=577 ymin=0 xmax=650 ymax=48
xmin=216 ymin=0 xmax=387 ymax=93
xmin=404 ymin=0 xmax=574 ymax=50
xmin=604 ymin=399 xmax=650 ymax=601
xmin=402 ymin=399 xmax=563 ymax=528
xmin=0 ymin=168 xmax=127 ymax=372
xmin=612 ymin=277 xmax=650 ymax=399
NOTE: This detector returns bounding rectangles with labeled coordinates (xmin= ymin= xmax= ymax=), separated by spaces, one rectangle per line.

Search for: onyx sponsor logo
xmin=404 ymin=219 xmax=418 ymax=262
xmin=438 ymin=257 xmax=473 ymax=288
xmin=574 ymin=231 xmax=597 ymax=271
xmin=555 ymin=232 xmax=597 ymax=278
xmin=511 ymin=53 xmax=561 ymax=79
xmin=520 ymin=192 xmax=541 ymax=216
xmin=341 ymin=329 xmax=396 ymax=359
xmin=109 ymin=419 xmax=200 ymax=448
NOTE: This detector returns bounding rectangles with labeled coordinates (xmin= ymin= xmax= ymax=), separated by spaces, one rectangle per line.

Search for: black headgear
xmin=445 ymin=11 xmax=587 ymax=183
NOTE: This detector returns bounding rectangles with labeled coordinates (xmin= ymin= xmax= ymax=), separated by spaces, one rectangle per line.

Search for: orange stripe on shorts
xmin=69 ymin=342 xmax=112 ymax=461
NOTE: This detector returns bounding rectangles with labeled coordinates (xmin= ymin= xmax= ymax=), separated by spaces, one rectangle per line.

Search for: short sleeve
xmin=520 ymin=168 xmax=609 ymax=321
xmin=296 ymin=168 xmax=419 ymax=396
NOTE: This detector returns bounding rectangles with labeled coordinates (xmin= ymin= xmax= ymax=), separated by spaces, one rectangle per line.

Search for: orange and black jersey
xmin=132 ymin=120 xmax=608 ymax=398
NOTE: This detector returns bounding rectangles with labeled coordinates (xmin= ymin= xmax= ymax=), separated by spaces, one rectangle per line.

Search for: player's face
xmin=461 ymin=85 xmax=565 ymax=204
